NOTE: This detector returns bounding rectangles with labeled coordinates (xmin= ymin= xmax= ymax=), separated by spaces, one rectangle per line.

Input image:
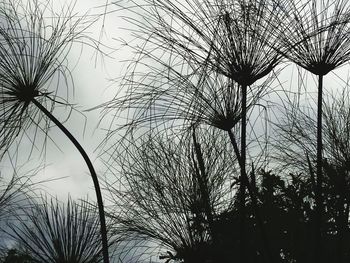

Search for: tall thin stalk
xmin=228 ymin=120 xmax=274 ymax=263
xmin=192 ymin=130 xmax=215 ymax=239
xmin=268 ymin=1 xmax=350 ymax=260
xmin=0 ymin=1 xmax=109 ymax=261
xmin=315 ymin=74 xmax=324 ymax=263
xmin=32 ymin=99 xmax=109 ymax=263
xmin=239 ymin=84 xmax=247 ymax=262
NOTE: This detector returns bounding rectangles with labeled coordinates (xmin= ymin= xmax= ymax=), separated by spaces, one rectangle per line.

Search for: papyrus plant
xmin=8 ymin=196 xmax=110 ymax=263
xmin=0 ymin=1 xmax=109 ymax=261
xmin=267 ymin=1 xmax=350 ymax=260
xmin=104 ymin=1 xmax=284 ymax=259
xmin=104 ymin=128 xmax=236 ymax=262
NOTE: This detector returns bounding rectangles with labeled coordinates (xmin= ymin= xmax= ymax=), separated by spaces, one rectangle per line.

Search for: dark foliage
xmin=2 ymin=249 xmax=34 ymax=263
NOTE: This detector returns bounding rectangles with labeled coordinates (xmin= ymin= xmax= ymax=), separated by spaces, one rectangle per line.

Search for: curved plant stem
xmin=315 ymin=74 xmax=324 ymax=263
xmin=31 ymin=98 xmax=109 ymax=263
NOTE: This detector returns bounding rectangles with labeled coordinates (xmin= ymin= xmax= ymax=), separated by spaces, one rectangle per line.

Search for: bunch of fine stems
xmin=103 ymin=0 xmax=350 ymax=261
xmin=266 ymin=1 xmax=350 ymax=261
xmin=104 ymin=128 xmax=236 ymax=262
xmin=0 ymin=163 xmax=38 ymax=223
xmin=7 ymin=196 xmax=109 ymax=263
xmin=106 ymin=0 xmax=285 ymax=261
xmin=0 ymin=1 xmax=110 ymax=262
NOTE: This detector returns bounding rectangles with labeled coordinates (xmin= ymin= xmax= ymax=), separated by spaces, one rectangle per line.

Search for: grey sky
xmin=0 ymin=0 xmax=127 ymax=202
xmin=1 ymin=0 xmax=349 ymax=203
xmin=2 ymin=1 xmax=350 ymax=262
xmin=5 ymin=0 xmax=350 ymax=201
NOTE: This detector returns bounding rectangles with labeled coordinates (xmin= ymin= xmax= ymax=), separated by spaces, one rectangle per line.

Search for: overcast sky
xmin=33 ymin=0 xmax=127 ymax=201
xmin=0 ymin=0 xmax=131 ymax=203
xmin=2 ymin=0 xmax=350 ymax=205
xmin=2 ymin=1 xmax=350 ymax=261
xmin=0 ymin=0 xmax=349 ymax=202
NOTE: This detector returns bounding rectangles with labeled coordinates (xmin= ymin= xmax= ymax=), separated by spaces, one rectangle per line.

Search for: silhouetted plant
xmin=115 ymin=0 xmax=282 ymax=84
xmin=0 ymin=167 xmax=35 ymax=224
xmin=0 ymin=159 xmax=40 ymax=225
xmin=268 ymin=1 xmax=350 ymax=259
xmin=98 ymin=0 xmax=350 ymax=262
xmin=104 ymin=0 xmax=284 ymax=258
xmin=7 ymin=196 xmax=111 ymax=263
xmin=102 ymin=57 xmax=269 ymax=145
xmin=0 ymin=0 xmax=77 ymax=156
xmin=104 ymin=128 xmax=236 ymax=263
xmin=274 ymin=86 xmax=350 ymax=263
xmin=0 ymin=1 xmax=109 ymax=261
xmin=274 ymin=86 xmax=350 ymax=172
xmin=322 ymin=160 xmax=350 ymax=263
xmin=2 ymin=248 xmax=34 ymax=263
xmin=254 ymin=170 xmax=314 ymax=263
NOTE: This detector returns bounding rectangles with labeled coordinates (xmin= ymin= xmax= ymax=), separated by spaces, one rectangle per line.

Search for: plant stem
xmin=240 ymin=83 xmax=247 ymax=263
xmin=192 ymin=130 xmax=215 ymax=241
xmin=32 ymin=98 xmax=109 ymax=263
xmin=227 ymin=85 xmax=273 ymax=263
xmin=315 ymin=74 xmax=323 ymax=263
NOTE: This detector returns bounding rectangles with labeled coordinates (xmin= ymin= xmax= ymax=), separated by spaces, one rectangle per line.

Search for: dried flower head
xmin=101 ymin=56 xmax=269 ymax=139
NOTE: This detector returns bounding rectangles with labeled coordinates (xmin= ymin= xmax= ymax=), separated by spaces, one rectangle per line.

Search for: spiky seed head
xmin=0 ymin=0 xmax=89 ymax=158
xmin=270 ymin=0 xmax=350 ymax=76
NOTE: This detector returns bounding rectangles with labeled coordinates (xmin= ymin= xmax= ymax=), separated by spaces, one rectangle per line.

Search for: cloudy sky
xmin=2 ymin=1 xmax=350 ymax=261
xmin=2 ymin=0 xmax=350 ymax=204
xmin=0 ymin=0 xmax=131 ymax=202
xmin=33 ymin=0 xmax=128 ymax=201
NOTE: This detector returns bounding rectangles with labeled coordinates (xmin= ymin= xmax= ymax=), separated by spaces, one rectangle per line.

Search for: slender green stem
xmin=32 ymin=98 xmax=109 ymax=263
xmin=315 ymin=74 xmax=323 ymax=263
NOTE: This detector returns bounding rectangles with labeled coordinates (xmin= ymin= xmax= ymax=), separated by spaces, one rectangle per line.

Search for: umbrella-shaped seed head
xmin=210 ymin=111 xmax=241 ymax=131
xmin=307 ymin=60 xmax=337 ymax=76
xmin=214 ymin=0 xmax=281 ymax=86
xmin=0 ymin=0 xmax=91 ymax=157
xmin=271 ymin=0 xmax=350 ymax=76
xmin=13 ymin=84 xmax=39 ymax=102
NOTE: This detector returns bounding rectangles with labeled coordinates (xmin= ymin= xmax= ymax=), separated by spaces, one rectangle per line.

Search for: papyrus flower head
xmin=0 ymin=0 xmax=90 ymax=156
